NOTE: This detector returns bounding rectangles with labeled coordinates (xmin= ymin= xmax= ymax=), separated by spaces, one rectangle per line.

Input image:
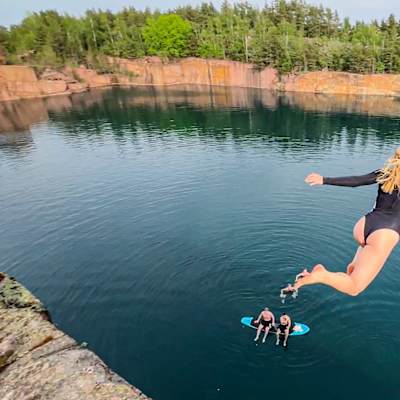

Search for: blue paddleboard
xmin=241 ymin=316 xmax=310 ymax=336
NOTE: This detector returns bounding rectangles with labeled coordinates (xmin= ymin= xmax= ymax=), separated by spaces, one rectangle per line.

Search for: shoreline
xmin=2 ymin=57 xmax=400 ymax=104
xmin=0 ymin=272 xmax=151 ymax=399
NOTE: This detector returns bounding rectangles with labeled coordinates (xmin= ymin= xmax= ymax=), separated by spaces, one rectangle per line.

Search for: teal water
xmin=1 ymin=86 xmax=400 ymax=399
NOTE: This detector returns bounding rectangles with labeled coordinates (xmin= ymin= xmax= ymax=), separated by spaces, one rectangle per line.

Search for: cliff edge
xmin=0 ymin=272 xmax=150 ymax=400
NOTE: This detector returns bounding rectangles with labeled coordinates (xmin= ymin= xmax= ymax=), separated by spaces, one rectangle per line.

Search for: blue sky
xmin=0 ymin=0 xmax=399 ymax=26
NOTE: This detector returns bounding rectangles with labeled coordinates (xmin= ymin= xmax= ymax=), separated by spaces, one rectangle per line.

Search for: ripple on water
xmin=2 ymin=87 xmax=400 ymax=400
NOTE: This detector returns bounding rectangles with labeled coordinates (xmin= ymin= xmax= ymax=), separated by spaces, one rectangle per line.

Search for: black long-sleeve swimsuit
xmin=323 ymin=171 xmax=400 ymax=241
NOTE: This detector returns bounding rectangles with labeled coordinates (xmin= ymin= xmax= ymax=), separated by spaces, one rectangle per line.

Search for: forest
xmin=1 ymin=0 xmax=400 ymax=74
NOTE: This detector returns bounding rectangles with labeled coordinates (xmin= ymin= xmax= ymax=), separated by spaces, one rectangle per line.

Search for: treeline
xmin=1 ymin=0 xmax=400 ymax=74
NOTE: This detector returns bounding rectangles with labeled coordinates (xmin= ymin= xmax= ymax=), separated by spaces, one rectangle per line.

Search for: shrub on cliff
xmin=142 ymin=14 xmax=193 ymax=58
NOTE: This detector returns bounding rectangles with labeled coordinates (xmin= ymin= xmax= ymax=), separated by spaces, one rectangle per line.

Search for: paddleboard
xmin=241 ymin=316 xmax=310 ymax=336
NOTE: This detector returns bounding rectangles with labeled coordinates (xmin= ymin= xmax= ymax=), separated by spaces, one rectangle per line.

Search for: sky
xmin=0 ymin=0 xmax=399 ymax=26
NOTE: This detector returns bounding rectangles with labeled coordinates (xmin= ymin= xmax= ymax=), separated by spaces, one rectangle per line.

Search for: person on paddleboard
xmin=254 ymin=307 xmax=275 ymax=343
xmin=282 ymin=148 xmax=400 ymax=297
xmin=276 ymin=313 xmax=291 ymax=347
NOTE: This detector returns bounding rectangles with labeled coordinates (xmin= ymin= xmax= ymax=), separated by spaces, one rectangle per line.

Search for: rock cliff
xmin=85 ymin=56 xmax=400 ymax=96
xmin=282 ymin=71 xmax=400 ymax=96
xmin=2 ymin=58 xmax=400 ymax=103
xmin=0 ymin=65 xmax=87 ymax=101
xmin=111 ymin=57 xmax=279 ymax=88
xmin=0 ymin=272 xmax=150 ymax=400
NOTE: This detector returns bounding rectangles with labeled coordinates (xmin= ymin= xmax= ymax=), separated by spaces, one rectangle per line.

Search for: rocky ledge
xmin=0 ymin=272 xmax=150 ymax=400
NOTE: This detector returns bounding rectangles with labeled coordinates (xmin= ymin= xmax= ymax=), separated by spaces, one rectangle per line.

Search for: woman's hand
xmin=305 ymin=173 xmax=323 ymax=186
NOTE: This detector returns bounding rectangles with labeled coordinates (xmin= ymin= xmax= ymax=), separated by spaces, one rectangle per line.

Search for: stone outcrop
xmin=64 ymin=66 xmax=115 ymax=88
xmin=0 ymin=65 xmax=88 ymax=101
xmin=0 ymin=272 xmax=150 ymax=400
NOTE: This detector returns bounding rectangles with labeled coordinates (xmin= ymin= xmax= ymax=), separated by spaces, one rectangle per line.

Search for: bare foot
xmin=295 ymin=269 xmax=310 ymax=282
xmin=281 ymin=283 xmax=296 ymax=294
xmin=294 ymin=264 xmax=327 ymax=290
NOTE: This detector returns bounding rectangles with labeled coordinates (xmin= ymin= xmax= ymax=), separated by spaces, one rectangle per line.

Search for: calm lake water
xmin=1 ymin=86 xmax=400 ymax=400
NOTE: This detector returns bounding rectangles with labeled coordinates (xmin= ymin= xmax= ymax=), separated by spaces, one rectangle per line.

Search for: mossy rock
xmin=0 ymin=273 xmax=48 ymax=317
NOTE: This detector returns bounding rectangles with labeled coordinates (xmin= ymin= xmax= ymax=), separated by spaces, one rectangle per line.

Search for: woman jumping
xmin=283 ymin=148 xmax=400 ymax=297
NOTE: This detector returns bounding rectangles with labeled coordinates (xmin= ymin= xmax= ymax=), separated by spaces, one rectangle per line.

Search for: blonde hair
xmin=377 ymin=148 xmax=400 ymax=194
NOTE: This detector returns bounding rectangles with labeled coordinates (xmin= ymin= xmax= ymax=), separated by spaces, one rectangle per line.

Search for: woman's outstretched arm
xmin=305 ymin=171 xmax=379 ymax=187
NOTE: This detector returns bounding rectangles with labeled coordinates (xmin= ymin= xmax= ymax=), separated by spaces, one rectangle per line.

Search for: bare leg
xmin=294 ymin=229 xmax=399 ymax=296
xmin=254 ymin=324 xmax=263 ymax=341
xmin=275 ymin=329 xmax=281 ymax=345
xmin=283 ymin=330 xmax=289 ymax=347
xmin=347 ymin=217 xmax=366 ymax=274
xmin=262 ymin=327 xmax=270 ymax=343
xmin=346 ymin=246 xmax=363 ymax=275
xmin=352 ymin=216 xmax=366 ymax=245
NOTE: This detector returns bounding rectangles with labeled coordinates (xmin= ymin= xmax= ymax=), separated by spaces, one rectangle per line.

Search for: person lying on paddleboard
xmin=283 ymin=148 xmax=400 ymax=297
xmin=254 ymin=307 xmax=275 ymax=343
xmin=276 ymin=313 xmax=291 ymax=347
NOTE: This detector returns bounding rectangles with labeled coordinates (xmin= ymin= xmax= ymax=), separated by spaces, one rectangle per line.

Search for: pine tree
xmin=2 ymin=0 xmax=400 ymax=75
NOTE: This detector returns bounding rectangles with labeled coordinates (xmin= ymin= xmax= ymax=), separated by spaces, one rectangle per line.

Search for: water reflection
xmin=0 ymin=130 xmax=33 ymax=152
xmin=1 ymin=86 xmax=400 ymax=150
xmin=0 ymin=98 xmax=48 ymax=132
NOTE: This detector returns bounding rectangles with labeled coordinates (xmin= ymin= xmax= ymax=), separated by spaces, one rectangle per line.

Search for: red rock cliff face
xmin=0 ymin=66 xmax=42 ymax=101
xmin=111 ymin=58 xmax=400 ymax=96
xmin=282 ymin=71 xmax=400 ymax=96
xmin=112 ymin=57 xmax=279 ymax=89
xmin=2 ymin=58 xmax=400 ymax=102
xmin=0 ymin=65 xmax=87 ymax=101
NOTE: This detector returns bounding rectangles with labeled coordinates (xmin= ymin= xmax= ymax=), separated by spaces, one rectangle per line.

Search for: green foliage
xmin=143 ymin=14 xmax=193 ymax=57
xmin=36 ymin=44 xmax=61 ymax=66
xmin=2 ymin=1 xmax=400 ymax=74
